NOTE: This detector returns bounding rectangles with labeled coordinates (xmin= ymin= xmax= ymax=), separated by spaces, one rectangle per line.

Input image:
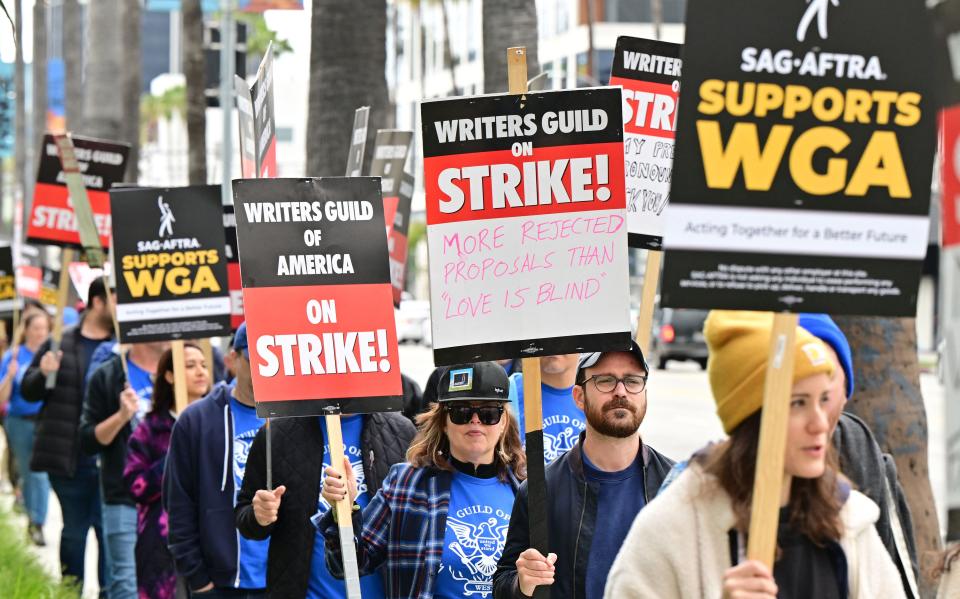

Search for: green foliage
xmin=235 ymin=13 xmax=293 ymax=58
xmin=0 ymin=509 xmax=79 ymax=599
xmin=140 ymin=85 xmax=186 ymax=143
xmin=407 ymin=219 xmax=427 ymax=252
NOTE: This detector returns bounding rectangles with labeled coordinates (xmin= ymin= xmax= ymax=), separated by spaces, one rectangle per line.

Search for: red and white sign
xmin=942 ymin=105 xmax=960 ymax=249
xmin=421 ymin=88 xmax=632 ymax=365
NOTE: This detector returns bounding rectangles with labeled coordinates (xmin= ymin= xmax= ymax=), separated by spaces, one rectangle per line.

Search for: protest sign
xmin=609 ymin=36 xmax=682 ymax=250
xmin=223 ymin=204 xmax=244 ymax=330
xmin=345 ymin=107 xmax=370 ymax=177
xmin=420 ymin=86 xmax=631 ymax=365
xmin=235 ymin=75 xmax=258 ymax=179
xmin=661 ymin=0 xmax=938 ymax=317
xmin=27 ymin=134 xmax=129 ymax=250
xmin=942 ymin=106 xmax=960 ymax=249
xmin=0 ymin=246 xmax=17 ymax=317
xmin=232 ymin=177 xmax=402 ymax=417
xmin=252 ymin=45 xmax=277 ymax=178
xmin=110 ymin=185 xmax=231 ymax=343
xmin=369 ymin=129 xmax=412 ymax=234
xmin=388 ymin=172 xmax=415 ymax=306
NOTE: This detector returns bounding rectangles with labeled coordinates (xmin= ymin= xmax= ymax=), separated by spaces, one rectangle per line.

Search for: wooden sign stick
xmin=45 ymin=248 xmax=74 ymax=389
xmin=171 ymin=340 xmax=189 ymax=414
xmin=508 ymin=46 xmax=550 ymax=599
xmin=634 ymin=249 xmax=662 ymax=355
xmin=326 ymin=412 xmax=363 ymax=599
xmin=746 ymin=312 xmax=798 ymax=567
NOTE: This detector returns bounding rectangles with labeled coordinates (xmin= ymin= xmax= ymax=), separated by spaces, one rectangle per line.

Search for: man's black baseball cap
xmin=576 ymin=341 xmax=649 ymax=384
xmin=437 ymin=362 xmax=510 ymax=403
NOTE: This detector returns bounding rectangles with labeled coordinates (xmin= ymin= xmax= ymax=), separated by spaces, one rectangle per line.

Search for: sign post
xmin=661 ymin=0 xmax=938 ymax=566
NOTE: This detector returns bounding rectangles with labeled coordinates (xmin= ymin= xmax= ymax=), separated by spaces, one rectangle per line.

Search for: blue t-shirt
xmin=307 ymin=415 xmax=384 ymax=599
xmin=582 ymin=449 xmax=646 ymax=599
xmin=230 ymin=397 xmax=269 ymax=589
xmin=1 ymin=347 xmax=38 ymax=417
xmin=126 ymin=359 xmax=154 ymax=426
xmin=435 ymin=471 xmax=515 ymax=599
xmin=509 ymin=373 xmax=585 ymax=464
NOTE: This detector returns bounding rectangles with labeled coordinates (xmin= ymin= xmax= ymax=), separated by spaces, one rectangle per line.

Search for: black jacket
xmin=494 ymin=433 xmax=674 ymax=599
xmin=235 ymin=412 xmax=416 ymax=598
xmin=21 ymin=325 xmax=111 ymax=477
xmin=78 ymin=354 xmax=135 ymax=506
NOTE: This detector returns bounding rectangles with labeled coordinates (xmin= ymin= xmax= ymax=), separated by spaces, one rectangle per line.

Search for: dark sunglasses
xmin=446 ymin=404 xmax=505 ymax=425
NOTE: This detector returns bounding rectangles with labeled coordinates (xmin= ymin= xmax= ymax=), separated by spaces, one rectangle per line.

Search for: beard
xmin=584 ymin=394 xmax=645 ymax=438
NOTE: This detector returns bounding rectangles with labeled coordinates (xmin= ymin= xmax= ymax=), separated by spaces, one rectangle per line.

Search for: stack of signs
xmin=369 ymin=130 xmax=414 ymax=306
xmin=27 ymin=134 xmax=129 ymax=250
xmin=234 ymin=75 xmax=258 ymax=179
xmin=232 ymin=177 xmax=402 ymax=417
xmin=223 ymin=204 xmax=244 ymax=330
xmin=420 ymin=88 xmax=631 ymax=364
xmin=609 ymin=36 xmax=682 ymax=250
xmin=109 ymin=186 xmax=231 ymax=342
xmin=389 ymin=172 xmax=416 ymax=306
xmin=0 ymin=247 xmax=16 ymax=316
xmin=661 ymin=0 xmax=938 ymax=316
xmin=252 ymin=45 xmax=277 ymax=178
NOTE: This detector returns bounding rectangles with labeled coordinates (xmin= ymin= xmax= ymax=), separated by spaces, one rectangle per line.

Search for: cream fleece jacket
xmin=603 ymin=464 xmax=906 ymax=599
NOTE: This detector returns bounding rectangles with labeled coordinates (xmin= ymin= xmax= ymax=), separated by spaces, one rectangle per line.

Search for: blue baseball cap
xmin=798 ymin=313 xmax=854 ymax=399
xmin=233 ymin=322 xmax=249 ymax=358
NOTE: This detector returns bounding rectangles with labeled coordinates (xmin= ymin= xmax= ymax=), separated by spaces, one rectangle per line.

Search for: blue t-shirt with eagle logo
xmin=230 ymin=396 xmax=270 ymax=589
xmin=434 ymin=471 xmax=515 ymax=599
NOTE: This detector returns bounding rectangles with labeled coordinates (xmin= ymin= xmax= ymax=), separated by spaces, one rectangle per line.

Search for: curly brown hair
xmin=406 ymin=402 xmax=527 ymax=483
xmin=696 ymin=411 xmax=844 ymax=545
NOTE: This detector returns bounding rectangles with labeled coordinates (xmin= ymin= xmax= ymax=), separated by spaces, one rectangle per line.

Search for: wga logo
xmin=796 ymin=0 xmax=838 ymax=42
xmin=158 ymin=196 xmax=176 ymax=237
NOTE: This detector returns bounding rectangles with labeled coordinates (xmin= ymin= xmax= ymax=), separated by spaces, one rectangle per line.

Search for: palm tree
xmin=63 ymin=0 xmax=82 ymax=131
xmin=182 ymin=0 xmax=206 ymax=185
xmin=834 ymin=316 xmax=942 ymax=597
xmin=122 ymin=0 xmax=142 ymax=182
xmin=306 ymin=0 xmax=389 ymax=177
xmin=82 ymin=0 xmax=123 ymax=140
xmin=482 ymin=0 xmax=539 ymax=93
xmin=32 ymin=0 xmax=46 ymax=175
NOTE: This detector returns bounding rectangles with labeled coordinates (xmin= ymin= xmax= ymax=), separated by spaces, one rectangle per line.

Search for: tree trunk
xmin=32 ymin=0 xmax=46 ymax=184
xmin=306 ymin=0 xmax=389 ymax=177
xmin=13 ymin=0 xmax=25 ymax=200
xmin=482 ymin=0 xmax=539 ymax=93
xmin=833 ymin=316 xmax=942 ymax=597
xmin=63 ymin=0 xmax=83 ymax=131
xmin=651 ymin=0 xmax=663 ymax=40
xmin=82 ymin=0 xmax=123 ymax=140
xmin=585 ymin=0 xmax=596 ymax=83
xmin=438 ymin=0 xmax=458 ymax=96
xmin=182 ymin=0 xmax=207 ymax=185
xmin=122 ymin=0 xmax=142 ymax=182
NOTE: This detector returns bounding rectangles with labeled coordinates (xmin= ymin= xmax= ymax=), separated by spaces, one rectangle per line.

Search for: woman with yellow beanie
xmin=603 ymin=311 xmax=906 ymax=599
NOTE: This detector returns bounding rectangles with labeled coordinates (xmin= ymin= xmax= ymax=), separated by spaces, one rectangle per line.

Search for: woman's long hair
xmin=151 ymin=343 xmax=201 ymax=416
xmin=695 ymin=411 xmax=844 ymax=545
xmin=406 ymin=402 xmax=527 ymax=482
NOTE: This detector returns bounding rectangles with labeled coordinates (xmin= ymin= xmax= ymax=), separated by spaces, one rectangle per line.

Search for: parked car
xmin=649 ymin=308 xmax=709 ymax=370
xmin=395 ymin=293 xmax=431 ymax=344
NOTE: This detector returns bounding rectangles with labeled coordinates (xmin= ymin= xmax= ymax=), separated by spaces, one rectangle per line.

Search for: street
xmin=1 ymin=342 xmax=947 ymax=597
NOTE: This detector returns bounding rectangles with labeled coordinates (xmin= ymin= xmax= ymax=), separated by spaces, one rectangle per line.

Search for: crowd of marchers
xmin=0 ymin=279 xmax=958 ymax=599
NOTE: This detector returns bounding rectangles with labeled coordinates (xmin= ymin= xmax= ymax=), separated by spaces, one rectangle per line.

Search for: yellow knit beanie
xmin=704 ymin=310 xmax=835 ymax=434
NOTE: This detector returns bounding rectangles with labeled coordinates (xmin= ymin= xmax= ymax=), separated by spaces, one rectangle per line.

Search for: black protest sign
xmin=661 ymin=0 xmax=938 ymax=316
xmin=232 ymin=177 xmax=402 ymax=417
xmin=110 ymin=185 xmax=231 ymax=342
xmin=223 ymin=204 xmax=244 ymax=330
xmin=235 ymin=75 xmax=258 ymax=178
xmin=252 ymin=45 xmax=277 ymax=177
xmin=609 ymin=36 xmax=682 ymax=250
xmin=0 ymin=246 xmax=16 ymax=316
xmin=345 ymin=107 xmax=370 ymax=177
xmin=388 ymin=171 xmax=415 ymax=306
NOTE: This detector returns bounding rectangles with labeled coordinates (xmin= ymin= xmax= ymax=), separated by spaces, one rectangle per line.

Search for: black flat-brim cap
xmin=577 ymin=341 xmax=649 ymax=384
xmin=437 ymin=361 xmax=511 ymax=403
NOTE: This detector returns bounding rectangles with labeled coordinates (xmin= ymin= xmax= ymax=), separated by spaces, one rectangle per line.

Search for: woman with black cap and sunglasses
xmin=319 ymin=361 xmax=526 ymax=599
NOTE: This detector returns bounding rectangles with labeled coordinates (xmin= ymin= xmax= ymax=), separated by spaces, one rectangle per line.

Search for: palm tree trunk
xmin=438 ymin=0 xmax=458 ymax=96
xmin=122 ymin=0 xmax=142 ymax=182
xmin=585 ymin=0 xmax=596 ymax=83
xmin=306 ymin=0 xmax=389 ymax=177
xmin=182 ymin=0 xmax=207 ymax=185
xmin=482 ymin=0 xmax=539 ymax=93
xmin=32 ymin=0 xmax=46 ymax=174
xmin=833 ymin=316 xmax=942 ymax=597
xmin=63 ymin=0 xmax=82 ymax=131
xmin=82 ymin=0 xmax=123 ymax=139
xmin=13 ymin=0 xmax=26 ymax=201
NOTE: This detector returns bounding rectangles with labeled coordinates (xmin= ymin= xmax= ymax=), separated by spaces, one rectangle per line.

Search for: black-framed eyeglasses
xmin=446 ymin=404 xmax=505 ymax=425
xmin=581 ymin=374 xmax=648 ymax=394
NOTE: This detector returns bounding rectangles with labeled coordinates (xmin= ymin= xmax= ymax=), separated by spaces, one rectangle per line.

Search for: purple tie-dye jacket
xmin=125 ymin=411 xmax=177 ymax=599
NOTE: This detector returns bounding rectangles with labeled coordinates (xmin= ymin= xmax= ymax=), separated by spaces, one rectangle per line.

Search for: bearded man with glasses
xmin=493 ymin=342 xmax=675 ymax=599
